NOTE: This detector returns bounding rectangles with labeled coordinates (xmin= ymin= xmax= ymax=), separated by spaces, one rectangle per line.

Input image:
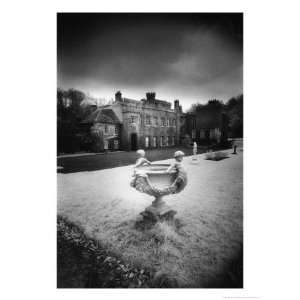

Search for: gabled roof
xmin=80 ymin=96 xmax=97 ymax=107
xmin=82 ymin=107 xmax=121 ymax=124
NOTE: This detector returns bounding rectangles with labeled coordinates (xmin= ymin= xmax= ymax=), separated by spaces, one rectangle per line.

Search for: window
xmin=114 ymin=140 xmax=119 ymax=149
xmin=166 ymin=119 xmax=169 ymax=126
xmin=109 ymin=126 xmax=114 ymax=135
xmin=104 ymin=125 xmax=108 ymax=134
xmin=153 ymin=116 xmax=158 ymax=126
xmin=160 ymin=136 xmax=164 ymax=147
xmin=209 ymin=129 xmax=215 ymax=140
xmin=115 ymin=126 xmax=118 ymax=134
xmin=166 ymin=136 xmax=170 ymax=146
xmin=145 ymin=136 xmax=149 ymax=148
xmin=172 ymin=119 xmax=176 ymax=126
xmin=146 ymin=115 xmax=151 ymax=125
xmin=200 ymin=129 xmax=205 ymax=139
xmin=130 ymin=116 xmax=135 ymax=123
xmin=104 ymin=140 xmax=109 ymax=150
xmin=192 ymin=129 xmax=196 ymax=139
xmin=172 ymin=136 xmax=175 ymax=146
xmin=161 ymin=117 xmax=166 ymax=126
xmin=153 ymin=136 xmax=157 ymax=147
xmin=215 ymin=128 xmax=221 ymax=142
xmin=205 ymin=129 xmax=210 ymax=140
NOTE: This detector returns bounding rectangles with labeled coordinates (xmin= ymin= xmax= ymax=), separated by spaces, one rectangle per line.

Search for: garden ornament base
xmin=141 ymin=197 xmax=177 ymax=222
xmin=131 ymin=164 xmax=187 ymax=224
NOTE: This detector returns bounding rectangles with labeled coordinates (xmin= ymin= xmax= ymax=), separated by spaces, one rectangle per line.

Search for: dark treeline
xmin=57 ymin=88 xmax=97 ymax=154
xmin=188 ymin=94 xmax=243 ymax=138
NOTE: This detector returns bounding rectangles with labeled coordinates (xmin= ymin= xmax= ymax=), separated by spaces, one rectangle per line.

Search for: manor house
xmin=81 ymin=91 xmax=229 ymax=152
xmin=82 ymin=91 xmax=184 ymax=152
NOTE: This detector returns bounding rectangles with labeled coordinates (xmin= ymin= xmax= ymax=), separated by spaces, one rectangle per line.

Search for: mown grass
xmin=58 ymin=150 xmax=243 ymax=287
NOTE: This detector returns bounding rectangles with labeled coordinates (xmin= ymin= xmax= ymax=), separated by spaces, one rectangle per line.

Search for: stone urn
xmin=131 ymin=164 xmax=186 ymax=223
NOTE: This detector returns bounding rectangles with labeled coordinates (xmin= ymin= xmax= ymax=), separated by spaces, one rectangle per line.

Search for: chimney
xmin=174 ymin=99 xmax=179 ymax=110
xmin=146 ymin=92 xmax=156 ymax=101
xmin=115 ymin=91 xmax=122 ymax=102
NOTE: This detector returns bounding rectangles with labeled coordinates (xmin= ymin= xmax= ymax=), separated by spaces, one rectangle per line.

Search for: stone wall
xmin=91 ymin=123 xmax=120 ymax=152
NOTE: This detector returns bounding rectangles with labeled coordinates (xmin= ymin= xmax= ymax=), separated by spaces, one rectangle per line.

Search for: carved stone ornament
xmin=130 ymin=164 xmax=187 ymax=226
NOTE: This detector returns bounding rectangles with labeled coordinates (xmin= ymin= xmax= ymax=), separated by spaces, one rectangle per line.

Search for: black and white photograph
xmin=57 ymin=13 xmax=243 ymax=288
xmin=2 ymin=1 xmax=300 ymax=299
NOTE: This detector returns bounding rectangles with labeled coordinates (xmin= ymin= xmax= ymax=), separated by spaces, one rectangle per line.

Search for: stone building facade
xmin=115 ymin=91 xmax=183 ymax=151
xmin=184 ymin=109 xmax=228 ymax=145
xmin=82 ymin=91 xmax=183 ymax=151
xmin=81 ymin=107 xmax=121 ymax=152
xmin=82 ymin=91 xmax=229 ymax=152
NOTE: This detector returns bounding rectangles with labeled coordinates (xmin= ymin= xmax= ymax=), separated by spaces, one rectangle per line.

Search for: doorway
xmin=205 ymin=129 xmax=210 ymax=141
xmin=131 ymin=133 xmax=138 ymax=151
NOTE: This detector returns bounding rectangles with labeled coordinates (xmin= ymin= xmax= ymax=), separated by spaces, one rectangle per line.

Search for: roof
xmin=122 ymin=97 xmax=140 ymax=104
xmin=82 ymin=108 xmax=121 ymax=124
xmin=80 ymin=96 xmax=97 ymax=107
xmin=122 ymin=97 xmax=171 ymax=109
xmin=141 ymin=98 xmax=171 ymax=108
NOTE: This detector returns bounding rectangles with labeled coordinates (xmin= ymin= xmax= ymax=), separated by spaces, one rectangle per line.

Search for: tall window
xmin=154 ymin=116 xmax=158 ymax=126
xmin=104 ymin=125 xmax=108 ymax=134
xmin=215 ymin=128 xmax=221 ymax=142
xmin=146 ymin=115 xmax=151 ymax=125
xmin=166 ymin=118 xmax=169 ymax=126
xmin=172 ymin=136 xmax=175 ymax=146
xmin=200 ymin=129 xmax=205 ymax=139
xmin=172 ymin=119 xmax=176 ymax=126
xmin=160 ymin=136 xmax=164 ymax=147
xmin=209 ymin=129 xmax=215 ymax=140
xmin=109 ymin=126 xmax=114 ymax=135
xmin=145 ymin=136 xmax=149 ymax=148
xmin=166 ymin=136 xmax=170 ymax=146
xmin=153 ymin=136 xmax=157 ymax=147
xmin=192 ymin=129 xmax=196 ymax=139
xmin=114 ymin=140 xmax=119 ymax=149
xmin=104 ymin=140 xmax=109 ymax=150
xmin=115 ymin=126 xmax=118 ymax=134
xmin=130 ymin=115 xmax=135 ymax=123
xmin=161 ymin=117 xmax=166 ymax=126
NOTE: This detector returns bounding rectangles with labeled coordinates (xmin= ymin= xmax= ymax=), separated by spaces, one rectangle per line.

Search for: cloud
xmin=58 ymin=14 xmax=243 ymax=109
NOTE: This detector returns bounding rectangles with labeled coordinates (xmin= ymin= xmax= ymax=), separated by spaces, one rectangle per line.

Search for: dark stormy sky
xmin=57 ymin=13 xmax=243 ymax=110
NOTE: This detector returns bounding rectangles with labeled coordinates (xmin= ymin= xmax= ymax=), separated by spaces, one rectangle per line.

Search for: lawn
xmin=57 ymin=149 xmax=243 ymax=287
xmin=57 ymin=146 xmax=203 ymax=173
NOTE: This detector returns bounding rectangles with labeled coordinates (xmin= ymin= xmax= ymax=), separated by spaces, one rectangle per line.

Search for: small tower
xmin=146 ymin=92 xmax=156 ymax=101
xmin=174 ymin=99 xmax=181 ymax=112
xmin=115 ymin=91 xmax=122 ymax=102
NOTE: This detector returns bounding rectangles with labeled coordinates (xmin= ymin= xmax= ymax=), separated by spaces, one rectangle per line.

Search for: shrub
xmin=205 ymin=151 xmax=229 ymax=161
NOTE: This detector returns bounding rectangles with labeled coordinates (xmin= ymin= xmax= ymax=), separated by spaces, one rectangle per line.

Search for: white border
xmin=1 ymin=1 xmax=300 ymax=299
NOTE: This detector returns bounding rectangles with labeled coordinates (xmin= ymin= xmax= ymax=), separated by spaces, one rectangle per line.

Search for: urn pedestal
xmin=141 ymin=196 xmax=177 ymax=222
xmin=132 ymin=164 xmax=181 ymax=225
